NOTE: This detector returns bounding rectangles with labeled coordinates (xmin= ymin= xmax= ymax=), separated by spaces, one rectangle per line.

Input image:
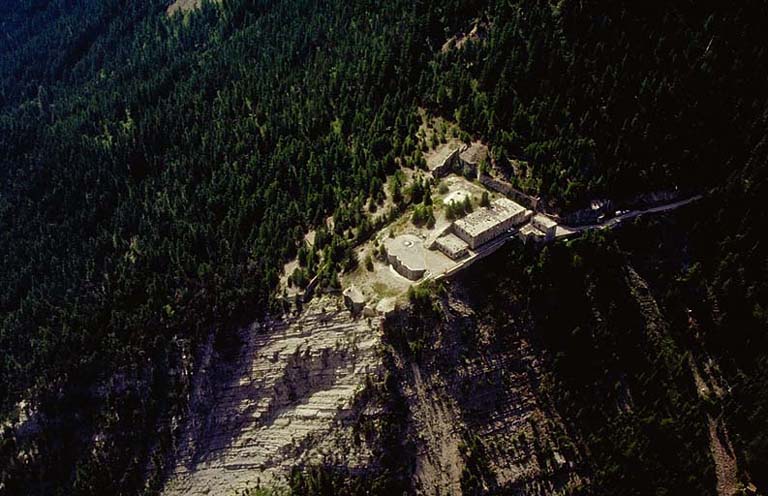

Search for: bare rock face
xmin=162 ymin=280 xmax=587 ymax=496
xmin=163 ymin=296 xmax=383 ymax=495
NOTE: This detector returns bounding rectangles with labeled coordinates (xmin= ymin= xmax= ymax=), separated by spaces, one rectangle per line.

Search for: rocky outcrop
xmin=163 ymin=296 xmax=383 ymax=495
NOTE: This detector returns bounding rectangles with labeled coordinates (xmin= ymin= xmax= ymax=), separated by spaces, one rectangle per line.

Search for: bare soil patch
xmin=167 ymin=0 xmax=220 ymax=17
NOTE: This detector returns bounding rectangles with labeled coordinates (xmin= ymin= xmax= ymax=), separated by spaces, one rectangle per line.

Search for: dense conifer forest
xmin=1 ymin=0 xmax=767 ymax=494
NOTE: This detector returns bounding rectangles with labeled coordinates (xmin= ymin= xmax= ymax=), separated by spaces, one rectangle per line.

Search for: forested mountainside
xmin=459 ymin=139 xmax=768 ymax=493
xmin=1 ymin=1 xmax=767 ymax=494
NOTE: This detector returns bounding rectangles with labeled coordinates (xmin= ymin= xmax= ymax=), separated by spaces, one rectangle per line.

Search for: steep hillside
xmin=383 ymin=285 xmax=587 ymax=494
xmin=1 ymin=1 xmax=767 ymax=494
xmin=441 ymin=146 xmax=768 ymax=494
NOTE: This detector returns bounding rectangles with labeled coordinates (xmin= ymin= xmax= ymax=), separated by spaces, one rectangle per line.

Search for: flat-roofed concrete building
xmin=343 ymin=285 xmax=365 ymax=314
xmin=453 ymin=197 xmax=530 ymax=249
xmin=434 ymin=233 xmax=469 ymax=260
xmin=517 ymin=223 xmax=542 ymax=243
xmin=531 ymin=214 xmax=557 ymax=241
xmin=384 ymin=234 xmax=427 ymax=280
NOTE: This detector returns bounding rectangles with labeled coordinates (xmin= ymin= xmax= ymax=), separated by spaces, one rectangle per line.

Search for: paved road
xmin=555 ymin=194 xmax=704 ymax=238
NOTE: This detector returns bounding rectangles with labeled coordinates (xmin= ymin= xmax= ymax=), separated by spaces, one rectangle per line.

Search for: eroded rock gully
xmin=389 ymin=291 xmax=587 ymax=495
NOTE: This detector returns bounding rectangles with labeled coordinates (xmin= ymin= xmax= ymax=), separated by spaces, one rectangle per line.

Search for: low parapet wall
xmin=432 ymin=147 xmax=462 ymax=178
xmin=433 ymin=231 xmax=517 ymax=282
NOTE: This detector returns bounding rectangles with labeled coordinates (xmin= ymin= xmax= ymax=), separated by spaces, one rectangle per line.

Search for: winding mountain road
xmin=555 ymin=193 xmax=704 ymax=238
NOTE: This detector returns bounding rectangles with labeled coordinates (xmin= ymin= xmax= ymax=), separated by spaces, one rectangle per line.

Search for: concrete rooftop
xmin=384 ymin=234 xmax=427 ymax=273
xmin=454 ymin=198 xmax=526 ymax=238
xmin=436 ymin=232 xmax=469 ymax=253
xmin=532 ymin=213 xmax=557 ymax=229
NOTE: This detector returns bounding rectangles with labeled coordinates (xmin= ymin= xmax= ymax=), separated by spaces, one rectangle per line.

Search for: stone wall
xmin=432 ymin=147 xmax=462 ymax=178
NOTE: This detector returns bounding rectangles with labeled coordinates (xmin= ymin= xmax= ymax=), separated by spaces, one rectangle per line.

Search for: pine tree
xmin=480 ymin=191 xmax=490 ymax=207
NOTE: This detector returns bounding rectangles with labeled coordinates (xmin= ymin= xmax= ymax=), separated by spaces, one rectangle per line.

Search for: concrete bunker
xmin=384 ymin=234 xmax=427 ymax=280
